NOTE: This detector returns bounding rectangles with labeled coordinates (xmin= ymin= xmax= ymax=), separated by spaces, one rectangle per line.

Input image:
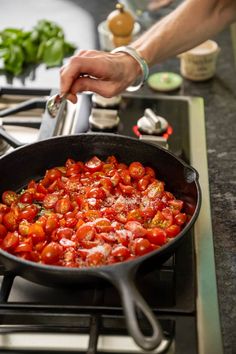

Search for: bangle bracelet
xmin=111 ymin=46 xmax=149 ymax=92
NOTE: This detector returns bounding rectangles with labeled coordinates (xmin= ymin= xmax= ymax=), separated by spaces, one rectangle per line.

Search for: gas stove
xmin=0 ymin=89 xmax=222 ymax=354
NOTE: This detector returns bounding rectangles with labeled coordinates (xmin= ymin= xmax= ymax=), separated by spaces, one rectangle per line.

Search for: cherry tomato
xmin=175 ymin=213 xmax=187 ymax=226
xmin=145 ymin=181 xmax=164 ymax=199
xmin=94 ymin=218 xmax=113 ymax=233
xmin=125 ymin=221 xmax=146 ymax=238
xmin=56 ymin=227 xmax=74 ymax=240
xmin=131 ymin=238 xmax=152 ymax=256
xmin=110 ymin=171 xmax=120 ymax=186
xmin=66 ymin=163 xmax=82 ymax=176
xmin=43 ymin=169 xmax=62 ymax=186
xmin=129 ymin=162 xmax=145 ymax=179
xmin=146 ymin=228 xmax=167 ymax=245
xmin=168 ymin=199 xmax=184 ymax=211
xmin=3 ymin=212 xmax=18 ymax=231
xmin=119 ymin=183 xmax=135 ymax=195
xmin=28 ymin=223 xmax=45 ymax=244
xmin=18 ymin=220 xmax=30 ymax=236
xmin=76 ymin=224 xmax=96 ymax=241
xmin=119 ymin=170 xmax=131 ymax=185
xmin=2 ymin=191 xmax=18 ymax=206
xmin=18 ymin=205 xmax=38 ymax=222
xmin=45 ymin=214 xmax=60 ymax=234
xmin=86 ymin=251 xmax=105 ymax=267
xmin=55 ymin=197 xmax=72 ymax=214
xmin=166 ymin=224 xmax=181 ymax=238
xmin=19 ymin=192 xmax=34 ymax=204
xmin=127 ymin=209 xmax=143 ymax=222
xmin=115 ymin=229 xmax=132 ymax=246
xmin=2 ymin=232 xmax=19 ymax=250
xmin=85 ymin=156 xmax=103 ymax=172
xmin=87 ymin=187 xmax=106 ymax=200
xmin=41 ymin=242 xmax=63 ymax=264
xmin=15 ymin=239 xmax=33 ymax=253
xmin=137 ymin=175 xmax=150 ymax=191
xmin=145 ymin=167 xmax=156 ymax=178
xmin=111 ymin=245 xmax=130 ymax=261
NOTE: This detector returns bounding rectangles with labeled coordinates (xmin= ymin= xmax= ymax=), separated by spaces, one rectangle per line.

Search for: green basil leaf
xmin=22 ymin=38 xmax=38 ymax=63
xmin=0 ymin=20 xmax=76 ymax=75
xmin=43 ymin=38 xmax=64 ymax=67
xmin=4 ymin=44 xmax=24 ymax=75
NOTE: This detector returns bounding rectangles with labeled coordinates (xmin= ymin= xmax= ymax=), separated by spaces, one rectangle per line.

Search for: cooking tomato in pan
xmin=0 ymin=155 xmax=188 ymax=267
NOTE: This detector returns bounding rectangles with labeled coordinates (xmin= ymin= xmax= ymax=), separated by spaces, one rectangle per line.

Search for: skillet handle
xmin=110 ymin=268 xmax=164 ymax=351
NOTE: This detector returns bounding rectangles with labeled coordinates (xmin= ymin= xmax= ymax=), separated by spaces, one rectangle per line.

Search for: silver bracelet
xmin=111 ymin=46 xmax=149 ymax=92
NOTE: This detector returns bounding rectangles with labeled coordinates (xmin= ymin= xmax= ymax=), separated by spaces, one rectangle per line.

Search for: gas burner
xmin=0 ymin=88 xmax=79 ymax=155
xmin=0 ymin=138 xmax=9 ymax=156
xmin=139 ymin=134 xmax=169 ymax=149
xmin=137 ymin=108 xmax=168 ymax=135
xmin=89 ymin=107 xmax=120 ymax=131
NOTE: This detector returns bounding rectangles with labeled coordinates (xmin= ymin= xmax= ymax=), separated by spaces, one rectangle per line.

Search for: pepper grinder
xmin=107 ymin=3 xmax=134 ymax=47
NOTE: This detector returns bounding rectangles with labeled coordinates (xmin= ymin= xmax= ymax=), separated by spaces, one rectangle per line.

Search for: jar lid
xmin=147 ymin=72 xmax=183 ymax=92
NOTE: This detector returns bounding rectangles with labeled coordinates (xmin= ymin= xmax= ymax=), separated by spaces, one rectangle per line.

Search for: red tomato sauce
xmin=0 ymin=156 xmax=188 ymax=267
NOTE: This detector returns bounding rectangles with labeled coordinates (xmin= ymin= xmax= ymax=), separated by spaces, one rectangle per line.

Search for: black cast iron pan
xmin=0 ymin=133 xmax=201 ymax=351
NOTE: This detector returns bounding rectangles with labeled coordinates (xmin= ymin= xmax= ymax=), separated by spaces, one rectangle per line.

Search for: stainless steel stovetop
xmin=0 ymin=91 xmax=222 ymax=354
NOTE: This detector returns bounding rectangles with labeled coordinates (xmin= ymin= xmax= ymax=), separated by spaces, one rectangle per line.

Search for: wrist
xmin=111 ymin=46 xmax=149 ymax=92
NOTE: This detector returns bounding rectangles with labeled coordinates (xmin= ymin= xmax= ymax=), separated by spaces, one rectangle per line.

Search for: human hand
xmin=60 ymin=49 xmax=141 ymax=103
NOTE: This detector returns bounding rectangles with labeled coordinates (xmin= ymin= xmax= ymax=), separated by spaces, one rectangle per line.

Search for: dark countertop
xmin=1 ymin=1 xmax=235 ymax=353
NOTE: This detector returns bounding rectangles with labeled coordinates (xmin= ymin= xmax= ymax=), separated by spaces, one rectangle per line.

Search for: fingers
xmin=60 ymin=51 xmax=111 ymax=96
xmin=59 ymin=49 xmax=140 ymax=102
xmin=69 ymin=76 xmax=124 ymax=98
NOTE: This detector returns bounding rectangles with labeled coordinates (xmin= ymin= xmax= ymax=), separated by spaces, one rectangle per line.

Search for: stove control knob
xmin=89 ymin=108 xmax=120 ymax=131
xmin=137 ymin=108 xmax=168 ymax=135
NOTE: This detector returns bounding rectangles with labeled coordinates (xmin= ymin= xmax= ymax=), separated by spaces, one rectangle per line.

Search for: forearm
xmin=131 ymin=0 xmax=236 ymax=66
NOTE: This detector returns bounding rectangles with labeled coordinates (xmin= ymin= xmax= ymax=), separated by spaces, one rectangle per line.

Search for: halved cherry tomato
xmin=86 ymin=251 xmax=105 ymax=267
xmin=76 ymin=224 xmax=96 ymax=241
xmin=55 ymin=197 xmax=72 ymax=214
xmin=125 ymin=221 xmax=146 ymax=238
xmin=119 ymin=170 xmax=131 ymax=185
xmin=85 ymin=156 xmax=103 ymax=172
xmin=111 ymin=245 xmax=130 ymax=261
xmin=2 ymin=191 xmax=18 ymax=206
xmin=3 ymin=212 xmax=18 ymax=231
xmin=15 ymin=239 xmax=33 ymax=253
xmin=175 ymin=213 xmax=187 ymax=226
xmin=2 ymin=232 xmax=19 ymax=250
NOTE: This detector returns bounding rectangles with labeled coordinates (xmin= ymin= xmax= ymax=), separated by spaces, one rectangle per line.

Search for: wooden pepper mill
xmin=107 ymin=2 xmax=135 ymax=47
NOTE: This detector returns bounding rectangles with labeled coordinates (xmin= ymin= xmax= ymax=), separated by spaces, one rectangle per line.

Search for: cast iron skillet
xmin=0 ymin=133 xmax=201 ymax=351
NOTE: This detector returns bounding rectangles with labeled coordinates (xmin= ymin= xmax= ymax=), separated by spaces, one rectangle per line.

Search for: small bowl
xmin=98 ymin=20 xmax=141 ymax=51
xmin=179 ymin=40 xmax=220 ymax=81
